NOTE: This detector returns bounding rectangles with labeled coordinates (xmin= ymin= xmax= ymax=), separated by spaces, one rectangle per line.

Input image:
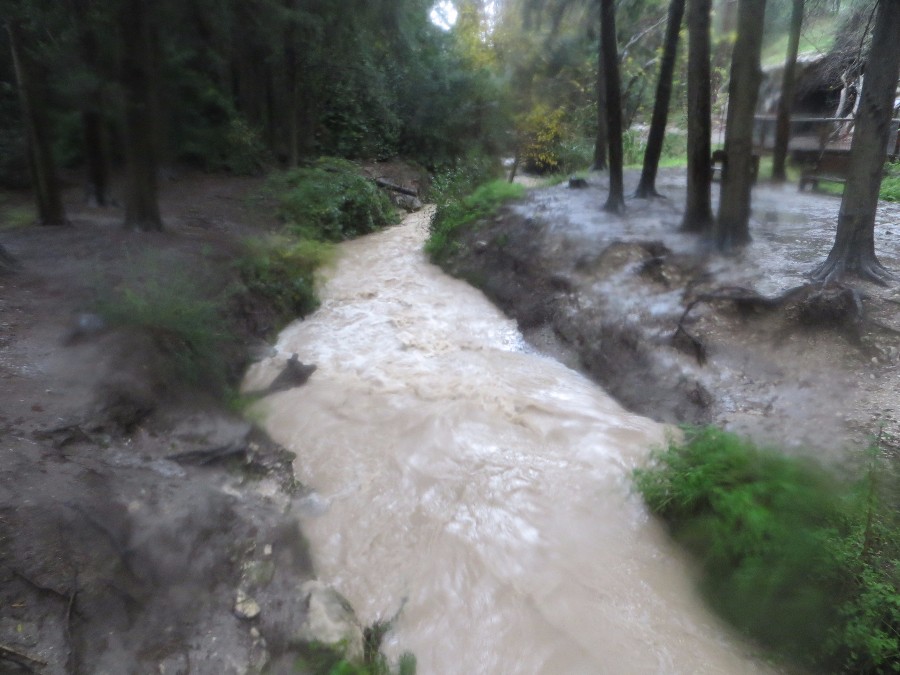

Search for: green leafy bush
xmin=272 ymin=158 xmax=398 ymax=242
xmin=635 ymin=427 xmax=900 ymax=672
xmin=426 ymin=179 xmax=524 ymax=261
xmin=238 ymin=235 xmax=333 ymax=325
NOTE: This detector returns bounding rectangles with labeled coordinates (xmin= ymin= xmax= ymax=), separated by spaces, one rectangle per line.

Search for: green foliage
xmin=94 ymin=259 xmax=232 ymax=389
xmin=880 ymin=165 xmax=900 ymax=202
xmin=635 ymin=427 xmax=900 ymax=672
xmin=292 ymin=640 xmax=416 ymax=675
xmin=623 ymin=130 xmax=688 ymax=168
xmin=272 ymin=158 xmax=398 ymax=242
xmin=237 ymin=235 xmax=334 ymax=327
xmin=426 ymin=179 xmax=524 ymax=261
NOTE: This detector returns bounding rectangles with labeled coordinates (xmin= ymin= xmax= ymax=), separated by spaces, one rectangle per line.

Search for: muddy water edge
xmin=245 ymin=208 xmax=773 ymax=674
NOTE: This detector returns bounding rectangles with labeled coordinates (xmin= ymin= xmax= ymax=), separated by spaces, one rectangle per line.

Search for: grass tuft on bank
xmin=426 ymin=179 xmax=524 ymax=261
xmin=635 ymin=426 xmax=900 ymax=673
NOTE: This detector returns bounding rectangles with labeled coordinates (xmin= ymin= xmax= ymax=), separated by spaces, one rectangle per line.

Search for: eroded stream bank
xmin=246 ymin=209 xmax=770 ymax=673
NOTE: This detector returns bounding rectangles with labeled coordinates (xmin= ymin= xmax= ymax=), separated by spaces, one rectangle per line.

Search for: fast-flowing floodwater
xmin=244 ymin=209 xmax=769 ymax=674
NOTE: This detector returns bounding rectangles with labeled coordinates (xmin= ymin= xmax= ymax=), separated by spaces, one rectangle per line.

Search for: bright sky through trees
xmin=430 ymin=1 xmax=459 ymax=29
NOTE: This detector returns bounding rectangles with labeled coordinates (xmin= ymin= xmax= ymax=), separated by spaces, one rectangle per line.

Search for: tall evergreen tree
xmin=6 ymin=18 xmax=67 ymax=226
xmin=771 ymin=0 xmax=804 ymax=182
xmin=681 ymin=0 xmax=713 ymax=233
xmin=634 ymin=0 xmax=686 ymax=198
xmin=599 ymin=0 xmax=625 ymax=213
xmin=715 ymin=0 xmax=767 ymax=250
xmin=812 ymin=0 xmax=900 ymax=283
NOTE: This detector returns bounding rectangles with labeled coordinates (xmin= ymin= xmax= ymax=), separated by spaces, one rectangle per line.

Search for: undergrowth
xmin=237 ymin=235 xmax=334 ymax=327
xmin=426 ymin=179 xmax=524 ymax=261
xmin=270 ymin=157 xmax=398 ymax=241
xmin=635 ymin=426 xmax=900 ymax=673
xmin=94 ymin=258 xmax=233 ymax=390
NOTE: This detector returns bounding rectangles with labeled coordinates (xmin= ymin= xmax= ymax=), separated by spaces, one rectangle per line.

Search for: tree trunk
xmin=600 ymin=0 xmax=625 ymax=213
xmin=812 ymin=0 xmax=900 ymax=284
xmin=635 ymin=0 xmax=686 ymax=198
xmin=6 ymin=20 xmax=67 ymax=227
xmin=74 ymin=0 xmax=111 ymax=207
xmin=771 ymin=0 xmax=803 ymax=182
xmin=716 ymin=0 xmax=766 ymax=250
xmin=591 ymin=34 xmax=608 ymax=171
xmin=0 ymin=243 xmax=17 ymax=273
xmin=119 ymin=0 xmax=162 ymax=231
xmin=681 ymin=0 xmax=714 ymax=233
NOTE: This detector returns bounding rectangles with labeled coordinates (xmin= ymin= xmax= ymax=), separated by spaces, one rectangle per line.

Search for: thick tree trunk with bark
xmin=73 ymin=0 xmax=111 ymax=207
xmin=771 ymin=0 xmax=803 ymax=182
xmin=592 ymin=35 xmax=608 ymax=171
xmin=716 ymin=0 xmax=766 ymax=250
xmin=600 ymin=0 xmax=625 ymax=213
xmin=635 ymin=0 xmax=686 ymax=198
xmin=812 ymin=0 xmax=900 ymax=284
xmin=681 ymin=0 xmax=714 ymax=233
xmin=6 ymin=20 xmax=67 ymax=227
xmin=120 ymin=0 xmax=162 ymax=231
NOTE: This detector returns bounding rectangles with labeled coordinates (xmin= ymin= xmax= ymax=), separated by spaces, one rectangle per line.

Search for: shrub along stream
xmin=635 ymin=426 xmax=900 ymax=673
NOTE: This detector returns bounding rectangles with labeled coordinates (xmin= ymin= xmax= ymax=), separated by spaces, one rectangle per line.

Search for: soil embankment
xmin=438 ymin=168 xmax=900 ymax=461
xmin=0 ymin=174 xmax=364 ymax=673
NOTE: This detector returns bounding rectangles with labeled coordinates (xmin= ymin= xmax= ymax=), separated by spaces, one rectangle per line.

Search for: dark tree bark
xmin=0 ymin=243 xmax=16 ymax=273
xmin=600 ymin=0 xmax=625 ymax=213
xmin=592 ymin=38 xmax=608 ymax=171
xmin=681 ymin=0 xmax=714 ymax=233
xmin=635 ymin=0 xmax=686 ymax=198
xmin=715 ymin=0 xmax=767 ymax=250
xmin=812 ymin=0 xmax=900 ymax=284
xmin=6 ymin=20 xmax=67 ymax=227
xmin=119 ymin=0 xmax=163 ymax=231
xmin=771 ymin=0 xmax=804 ymax=182
xmin=71 ymin=0 xmax=111 ymax=206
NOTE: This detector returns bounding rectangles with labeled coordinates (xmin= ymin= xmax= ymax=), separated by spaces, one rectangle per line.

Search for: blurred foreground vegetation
xmin=635 ymin=427 xmax=900 ymax=673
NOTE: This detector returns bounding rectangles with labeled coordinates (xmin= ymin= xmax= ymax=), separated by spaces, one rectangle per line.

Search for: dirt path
xmin=440 ymin=168 xmax=900 ymax=464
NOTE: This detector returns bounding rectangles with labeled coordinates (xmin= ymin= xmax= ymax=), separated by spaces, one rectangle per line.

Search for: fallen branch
xmin=167 ymin=442 xmax=247 ymax=466
xmin=0 ymin=644 xmax=47 ymax=673
xmin=373 ymin=178 xmax=419 ymax=197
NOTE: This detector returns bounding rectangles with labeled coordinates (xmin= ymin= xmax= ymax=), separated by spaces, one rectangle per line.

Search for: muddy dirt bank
xmin=437 ymin=168 xmax=900 ymax=463
xmin=0 ymin=174 xmax=370 ymax=674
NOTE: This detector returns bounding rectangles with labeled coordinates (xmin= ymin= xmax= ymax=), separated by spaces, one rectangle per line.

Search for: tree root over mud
xmin=811 ymin=252 xmax=897 ymax=287
xmin=0 ymin=644 xmax=47 ymax=673
xmin=673 ymin=283 xmax=867 ymax=365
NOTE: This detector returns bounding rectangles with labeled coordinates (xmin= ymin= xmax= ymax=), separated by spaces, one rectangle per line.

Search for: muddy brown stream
xmin=244 ymin=209 xmax=770 ymax=674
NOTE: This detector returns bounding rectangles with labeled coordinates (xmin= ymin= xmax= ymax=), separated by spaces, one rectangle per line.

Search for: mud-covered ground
xmin=0 ymin=173 xmax=379 ymax=674
xmin=439 ymin=168 xmax=900 ymax=464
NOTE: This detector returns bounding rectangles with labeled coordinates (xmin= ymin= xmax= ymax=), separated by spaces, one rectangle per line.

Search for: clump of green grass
xmin=880 ymin=166 xmax=900 ymax=202
xmin=293 ymin=640 xmax=416 ymax=675
xmin=270 ymin=157 xmax=398 ymax=242
xmin=0 ymin=205 xmax=35 ymax=230
xmin=635 ymin=426 xmax=900 ymax=673
xmin=425 ymin=179 xmax=524 ymax=261
xmin=237 ymin=235 xmax=334 ymax=327
xmin=95 ymin=259 xmax=233 ymax=389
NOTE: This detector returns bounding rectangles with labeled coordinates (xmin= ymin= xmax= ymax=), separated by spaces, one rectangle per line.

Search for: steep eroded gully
xmin=441 ymin=168 xmax=900 ymax=462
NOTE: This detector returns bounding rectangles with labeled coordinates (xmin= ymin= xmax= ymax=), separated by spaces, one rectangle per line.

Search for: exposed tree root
xmin=672 ymin=282 xmax=868 ymax=364
xmin=0 ymin=644 xmax=47 ymax=673
xmin=811 ymin=255 xmax=896 ymax=287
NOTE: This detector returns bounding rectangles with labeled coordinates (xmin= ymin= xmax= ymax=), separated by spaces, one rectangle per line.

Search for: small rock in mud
xmin=235 ymin=590 xmax=262 ymax=620
xmin=293 ymin=580 xmax=364 ymax=662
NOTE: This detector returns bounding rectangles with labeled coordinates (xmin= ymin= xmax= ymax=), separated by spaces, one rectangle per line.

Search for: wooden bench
xmin=799 ymin=151 xmax=851 ymax=191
